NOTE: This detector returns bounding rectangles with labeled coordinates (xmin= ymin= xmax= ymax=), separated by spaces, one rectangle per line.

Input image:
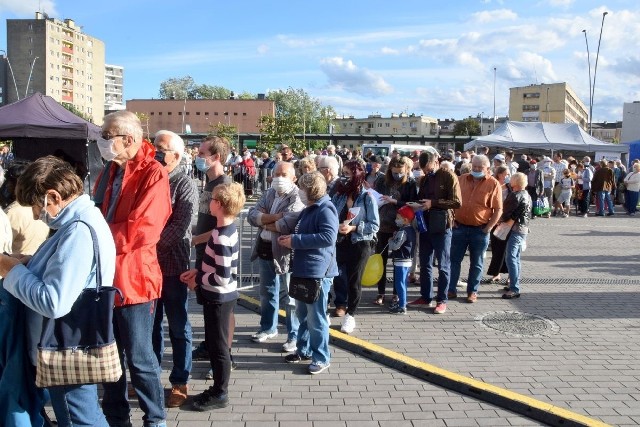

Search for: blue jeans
xmin=258 ymin=258 xmax=299 ymax=340
xmin=626 ymin=190 xmax=639 ymax=214
xmin=49 ymin=384 xmax=108 ymax=427
xmin=102 ymin=301 xmax=166 ymax=427
xmin=419 ymin=229 xmax=452 ymax=303
xmin=450 ymin=225 xmax=490 ymax=294
xmin=295 ymin=278 xmax=332 ymax=365
xmin=393 ymin=265 xmax=410 ymax=308
xmin=505 ymin=232 xmax=526 ymax=293
xmin=597 ymin=191 xmax=614 ymax=214
xmin=152 ymin=275 xmax=192 ymax=385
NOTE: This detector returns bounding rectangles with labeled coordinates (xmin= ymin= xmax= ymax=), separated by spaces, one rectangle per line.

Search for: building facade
xmin=591 ymin=121 xmax=622 ymax=144
xmin=621 ymin=101 xmax=640 ymax=143
xmin=334 ymin=113 xmax=438 ymax=137
xmin=104 ymin=64 xmax=124 ymax=113
xmin=6 ymin=12 xmax=105 ymax=123
xmin=126 ymin=98 xmax=275 ymax=137
xmin=508 ymin=83 xmax=588 ymax=130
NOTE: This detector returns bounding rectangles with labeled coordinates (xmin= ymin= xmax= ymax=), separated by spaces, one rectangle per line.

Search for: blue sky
xmin=1 ymin=0 xmax=639 ymax=123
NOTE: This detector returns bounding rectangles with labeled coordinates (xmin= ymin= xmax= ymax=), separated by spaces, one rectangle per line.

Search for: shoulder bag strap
xmin=74 ymin=220 xmax=102 ymax=294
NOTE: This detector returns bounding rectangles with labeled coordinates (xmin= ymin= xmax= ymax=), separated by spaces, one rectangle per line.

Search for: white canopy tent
xmin=464 ymin=121 xmax=628 ymax=154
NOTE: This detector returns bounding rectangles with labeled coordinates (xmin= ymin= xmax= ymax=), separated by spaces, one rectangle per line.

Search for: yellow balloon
xmin=361 ymin=253 xmax=384 ymax=287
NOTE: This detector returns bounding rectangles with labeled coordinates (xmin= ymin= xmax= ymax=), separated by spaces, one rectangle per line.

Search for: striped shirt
xmin=196 ymin=223 xmax=239 ymax=303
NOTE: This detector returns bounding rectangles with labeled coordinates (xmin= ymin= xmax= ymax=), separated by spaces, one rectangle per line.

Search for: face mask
xmin=339 ymin=175 xmax=350 ymax=185
xmin=392 ymin=173 xmax=404 ymax=181
xmin=504 ymin=175 xmax=511 ymax=184
xmin=471 ymin=170 xmax=485 ymax=179
xmin=412 ymin=170 xmax=423 ymax=178
xmin=195 ymin=157 xmax=209 ymax=172
xmin=395 ymin=218 xmax=406 ymax=228
xmin=461 ymin=158 xmax=470 ymax=164
xmin=530 ymin=164 xmax=537 ymax=170
xmin=455 ymin=156 xmax=461 ymax=163
xmin=272 ymin=177 xmax=293 ymax=194
xmin=298 ymin=190 xmax=310 ymax=206
xmin=39 ymin=193 xmax=63 ymax=227
xmin=97 ymin=137 xmax=120 ymax=162
xmin=154 ymin=150 xmax=167 ymax=166
xmin=584 ymin=162 xmax=590 ymax=166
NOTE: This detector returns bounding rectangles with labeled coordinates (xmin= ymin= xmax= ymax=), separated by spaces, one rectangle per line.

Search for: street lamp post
xmin=0 ymin=49 xmax=20 ymax=102
xmin=582 ymin=29 xmax=592 ymax=132
xmin=25 ymin=56 xmax=39 ymax=98
xmin=480 ymin=112 xmax=483 ymax=136
xmin=493 ymin=67 xmax=497 ymax=130
xmin=590 ymin=11 xmax=608 ymax=135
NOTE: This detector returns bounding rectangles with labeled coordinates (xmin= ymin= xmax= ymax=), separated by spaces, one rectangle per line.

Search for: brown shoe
xmin=167 ymin=384 xmax=188 ymax=408
xmin=333 ymin=306 xmax=347 ymax=317
xmin=466 ymin=292 xmax=478 ymax=303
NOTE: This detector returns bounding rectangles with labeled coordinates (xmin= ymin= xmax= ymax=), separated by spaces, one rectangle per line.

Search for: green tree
xmin=257 ymin=115 xmax=300 ymax=154
xmin=62 ymin=102 xmax=93 ymax=123
xmin=453 ymin=118 xmax=480 ymax=136
xmin=237 ymin=91 xmax=255 ymax=100
xmin=135 ymin=112 xmax=151 ymax=139
xmin=189 ymin=84 xmax=231 ymax=100
xmin=159 ymin=76 xmax=196 ymax=99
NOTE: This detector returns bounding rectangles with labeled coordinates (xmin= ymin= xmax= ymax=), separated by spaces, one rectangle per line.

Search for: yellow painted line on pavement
xmin=237 ymin=293 xmax=610 ymax=427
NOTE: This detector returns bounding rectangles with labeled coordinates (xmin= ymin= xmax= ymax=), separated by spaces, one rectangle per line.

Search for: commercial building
xmin=126 ymin=98 xmax=275 ymax=137
xmin=621 ymin=101 xmax=640 ymax=143
xmin=6 ymin=12 xmax=105 ymax=123
xmin=104 ymin=64 xmax=125 ymax=114
xmin=508 ymin=83 xmax=588 ymax=130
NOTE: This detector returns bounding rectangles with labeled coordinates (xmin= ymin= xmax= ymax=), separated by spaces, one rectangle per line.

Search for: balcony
xmin=61 ymin=94 xmax=73 ymax=102
xmin=62 ymin=71 xmax=73 ymax=79
xmin=62 ymin=33 xmax=74 ymax=43
xmin=62 ymin=46 xmax=73 ymax=54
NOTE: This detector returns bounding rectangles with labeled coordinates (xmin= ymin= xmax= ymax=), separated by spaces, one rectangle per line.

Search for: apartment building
xmin=6 ymin=12 xmax=105 ymax=123
xmin=508 ymin=82 xmax=588 ymax=130
xmin=104 ymin=64 xmax=124 ymax=113
xmin=126 ymin=98 xmax=275 ymax=137
xmin=621 ymin=101 xmax=640 ymax=143
xmin=334 ymin=113 xmax=438 ymax=137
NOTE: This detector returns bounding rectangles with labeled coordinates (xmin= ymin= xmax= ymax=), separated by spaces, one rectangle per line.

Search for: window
xmin=150 ymin=112 xmax=154 ymax=116
xmin=168 ymin=112 xmax=172 ymax=115
xmin=224 ymin=112 xmax=228 ymax=116
xmin=385 ymin=123 xmax=390 ymax=127
xmin=205 ymin=112 xmax=209 ymax=116
xmin=523 ymin=105 xmax=540 ymax=111
xmin=196 ymin=112 xmax=200 ymax=115
xmin=158 ymin=112 xmax=162 ymax=116
xmin=233 ymin=112 xmax=238 ymax=116
xmin=214 ymin=112 xmax=218 ymax=116
xmin=185 ymin=112 xmax=190 ymax=115
xmin=243 ymin=112 xmax=247 ymax=116
xmin=523 ymin=92 xmax=540 ymax=98
xmin=178 ymin=111 xmax=182 ymax=115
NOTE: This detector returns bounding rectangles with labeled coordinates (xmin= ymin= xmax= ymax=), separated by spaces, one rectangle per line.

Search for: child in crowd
xmin=388 ymin=205 xmax=416 ymax=314
xmin=554 ymin=169 xmax=575 ymax=218
xmin=181 ymin=182 xmax=245 ymax=411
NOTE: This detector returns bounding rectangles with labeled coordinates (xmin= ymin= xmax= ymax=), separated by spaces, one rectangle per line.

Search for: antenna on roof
xmin=533 ymin=64 xmax=538 ymax=84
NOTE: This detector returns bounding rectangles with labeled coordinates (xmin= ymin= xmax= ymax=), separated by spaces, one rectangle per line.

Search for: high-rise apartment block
xmin=105 ymin=64 xmax=125 ymax=113
xmin=6 ymin=12 xmax=105 ymax=123
xmin=508 ymin=82 xmax=588 ymax=130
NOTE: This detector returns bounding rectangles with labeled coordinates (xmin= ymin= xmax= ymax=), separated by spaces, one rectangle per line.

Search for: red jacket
xmin=95 ymin=141 xmax=171 ymax=306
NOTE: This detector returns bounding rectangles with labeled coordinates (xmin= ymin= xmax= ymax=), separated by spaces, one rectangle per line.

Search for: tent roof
xmin=0 ymin=92 xmax=101 ymax=140
xmin=464 ymin=121 xmax=628 ymax=153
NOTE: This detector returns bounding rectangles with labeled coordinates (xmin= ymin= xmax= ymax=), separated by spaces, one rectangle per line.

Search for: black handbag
xmin=36 ymin=220 xmax=123 ymax=388
xmin=288 ymin=277 xmax=322 ymax=304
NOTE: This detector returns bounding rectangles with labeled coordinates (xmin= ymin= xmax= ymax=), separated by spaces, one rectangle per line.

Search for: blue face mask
xmin=471 ymin=170 xmax=485 ymax=179
xmin=504 ymin=175 xmax=511 ymax=184
xmin=195 ymin=157 xmax=209 ymax=172
xmin=154 ymin=151 xmax=166 ymax=166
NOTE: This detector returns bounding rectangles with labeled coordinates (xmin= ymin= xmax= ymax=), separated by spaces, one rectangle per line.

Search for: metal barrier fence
xmin=236 ymin=208 xmax=261 ymax=290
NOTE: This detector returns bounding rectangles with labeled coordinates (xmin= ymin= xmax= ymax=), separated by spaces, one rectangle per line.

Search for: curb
xmin=237 ymin=293 xmax=610 ymax=427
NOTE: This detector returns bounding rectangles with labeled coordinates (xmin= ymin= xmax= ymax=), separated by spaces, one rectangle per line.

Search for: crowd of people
xmin=1 ymin=115 xmax=639 ymax=426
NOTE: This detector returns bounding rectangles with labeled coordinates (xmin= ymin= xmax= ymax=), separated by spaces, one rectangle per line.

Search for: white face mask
xmin=97 ymin=137 xmax=122 ymax=161
xmin=412 ymin=170 xmax=423 ymax=178
xmin=298 ymin=190 xmax=310 ymax=206
xmin=271 ymin=177 xmax=293 ymax=194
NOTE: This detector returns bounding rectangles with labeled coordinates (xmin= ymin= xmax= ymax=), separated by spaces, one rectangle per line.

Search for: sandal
xmin=373 ymin=295 xmax=385 ymax=305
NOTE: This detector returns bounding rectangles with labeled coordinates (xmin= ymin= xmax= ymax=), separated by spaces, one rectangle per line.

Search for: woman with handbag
xmin=278 ymin=171 xmax=339 ymax=374
xmin=330 ymin=160 xmax=380 ymax=334
xmin=0 ymin=156 xmax=116 ymax=427
xmin=498 ymin=172 xmax=532 ymax=299
xmin=623 ymin=163 xmax=640 ymax=215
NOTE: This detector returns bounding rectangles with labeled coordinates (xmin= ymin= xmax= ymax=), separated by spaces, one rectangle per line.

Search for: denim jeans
xmin=597 ymin=191 xmax=614 ymax=214
xmin=419 ymin=228 xmax=452 ymax=303
xmin=450 ymin=225 xmax=490 ymax=294
xmin=626 ymin=190 xmax=639 ymax=214
xmin=258 ymin=258 xmax=299 ymax=340
xmin=203 ymin=299 xmax=235 ymax=397
xmin=393 ymin=265 xmax=410 ymax=308
xmin=295 ymin=278 xmax=332 ymax=365
xmin=152 ymin=275 xmax=192 ymax=385
xmin=49 ymin=383 xmax=108 ymax=427
xmin=505 ymin=232 xmax=526 ymax=293
xmin=102 ymin=301 xmax=166 ymax=427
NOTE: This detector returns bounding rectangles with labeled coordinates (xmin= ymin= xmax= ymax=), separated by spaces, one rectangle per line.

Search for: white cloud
xmin=381 ymin=47 xmax=400 ymax=55
xmin=276 ymin=34 xmax=321 ymax=48
xmin=257 ymin=44 xmax=269 ymax=55
xmin=503 ymin=52 xmax=558 ymax=84
xmin=0 ymin=0 xmax=56 ymax=16
xmin=320 ymin=57 xmax=393 ymax=96
xmin=471 ymin=9 xmax=518 ymax=24
xmin=546 ymin=0 xmax=574 ymax=7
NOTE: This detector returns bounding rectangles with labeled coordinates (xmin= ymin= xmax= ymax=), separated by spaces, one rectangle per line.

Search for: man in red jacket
xmin=94 ymin=111 xmax=171 ymax=427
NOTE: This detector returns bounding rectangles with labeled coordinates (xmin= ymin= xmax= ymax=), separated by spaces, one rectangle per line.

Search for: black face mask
xmin=339 ymin=175 xmax=350 ymax=184
xmin=154 ymin=151 xmax=167 ymax=166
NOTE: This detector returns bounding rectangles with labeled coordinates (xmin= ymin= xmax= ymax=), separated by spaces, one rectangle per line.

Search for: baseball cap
xmin=397 ymin=205 xmax=415 ymax=222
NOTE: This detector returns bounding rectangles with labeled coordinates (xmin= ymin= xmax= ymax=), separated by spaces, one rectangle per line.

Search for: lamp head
xmin=603 ymin=11 xmax=608 ymax=16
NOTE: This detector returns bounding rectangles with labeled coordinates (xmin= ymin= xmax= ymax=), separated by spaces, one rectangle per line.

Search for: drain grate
xmin=477 ymin=311 xmax=560 ymax=337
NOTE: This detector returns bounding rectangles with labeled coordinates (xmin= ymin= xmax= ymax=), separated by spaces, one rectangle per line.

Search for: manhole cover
xmin=477 ymin=311 xmax=560 ymax=337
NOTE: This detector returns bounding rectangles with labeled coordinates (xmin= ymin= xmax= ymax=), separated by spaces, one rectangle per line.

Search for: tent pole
xmin=85 ymin=139 xmax=92 ymax=199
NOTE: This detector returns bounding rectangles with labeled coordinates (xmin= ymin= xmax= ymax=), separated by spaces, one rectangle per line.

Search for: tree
xmin=189 ymin=84 xmax=231 ymax=100
xmin=208 ymin=122 xmax=238 ymax=147
xmin=257 ymin=115 xmax=300 ymax=154
xmin=237 ymin=91 xmax=255 ymax=100
xmin=453 ymin=118 xmax=480 ymax=136
xmin=159 ymin=76 xmax=196 ymax=99
xmin=135 ymin=112 xmax=151 ymax=139
xmin=62 ymin=102 xmax=93 ymax=123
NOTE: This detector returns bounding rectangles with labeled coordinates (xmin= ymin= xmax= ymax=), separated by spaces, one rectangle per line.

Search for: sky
xmin=1 ymin=0 xmax=639 ymax=123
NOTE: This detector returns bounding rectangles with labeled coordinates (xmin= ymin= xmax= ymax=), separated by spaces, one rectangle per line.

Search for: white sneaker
xmin=340 ymin=314 xmax=356 ymax=334
xmin=282 ymin=339 xmax=297 ymax=353
xmin=251 ymin=330 xmax=278 ymax=343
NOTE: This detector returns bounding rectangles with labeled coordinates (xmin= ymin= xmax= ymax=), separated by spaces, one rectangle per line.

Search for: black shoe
xmin=192 ymin=341 xmax=209 ymax=360
xmin=284 ymin=353 xmax=311 ymax=364
xmin=606 ymin=212 xmax=615 ymax=216
xmin=595 ymin=213 xmax=605 ymax=217
xmin=192 ymin=388 xmax=229 ymax=411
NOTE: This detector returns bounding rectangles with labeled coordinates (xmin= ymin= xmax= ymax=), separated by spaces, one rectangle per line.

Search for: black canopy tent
xmin=0 ymin=92 xmax=103 ymax=191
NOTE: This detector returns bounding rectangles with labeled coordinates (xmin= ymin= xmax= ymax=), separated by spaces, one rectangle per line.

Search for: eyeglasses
xmin=101 ymin=133 xmax=127 ymax=140
xmin=154 ymin=147 xmax=175 ymax=154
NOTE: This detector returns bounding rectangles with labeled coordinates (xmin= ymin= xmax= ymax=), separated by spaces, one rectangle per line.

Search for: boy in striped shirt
xmin=181 ymin=182 xmax=245 ymax=411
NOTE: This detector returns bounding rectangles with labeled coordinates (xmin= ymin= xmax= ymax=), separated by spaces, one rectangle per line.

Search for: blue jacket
xmin=290 ymin=195 xmax=339 ymax=278
xmin=331 ymin=188 xmax=380 ymax=243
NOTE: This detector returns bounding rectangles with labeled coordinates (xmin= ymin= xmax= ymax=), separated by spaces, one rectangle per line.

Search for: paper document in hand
xmin=366 ymin=188 xmax=388 ymax=207
xmin=343 ymin=207 xmax=361 ymax=225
